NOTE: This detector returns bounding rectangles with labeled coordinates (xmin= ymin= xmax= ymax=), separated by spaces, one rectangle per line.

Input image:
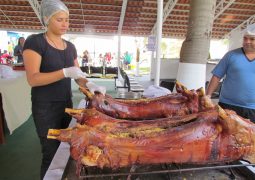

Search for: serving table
xmin=0 ymin=71 xmax=31 ymax=143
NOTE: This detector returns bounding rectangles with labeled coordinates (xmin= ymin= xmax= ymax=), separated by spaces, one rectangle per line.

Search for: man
xmin=206 ymin=24 xmax=255 ymax=123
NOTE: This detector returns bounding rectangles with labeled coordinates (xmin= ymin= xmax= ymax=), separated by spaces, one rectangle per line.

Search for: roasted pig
xmin=79 ymin=82 xmax=215 ymax=120
xmin=65 ymin=108 xmax=207 ymax=134
xmin=48 ymin=107 xmax=255 ymax=173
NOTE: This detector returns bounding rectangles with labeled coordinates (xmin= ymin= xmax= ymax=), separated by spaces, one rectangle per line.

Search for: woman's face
xmin=47 ymin=11 xmax=69 ymax=35
xmin=20 ymin=37 xmax=25 ymax=45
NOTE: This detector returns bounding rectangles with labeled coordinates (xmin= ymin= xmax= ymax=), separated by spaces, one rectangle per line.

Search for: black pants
xmin=219 ymin=102 xmax=255 ymax=123
xmin=32 ymin=100 xmax=72 ymax=180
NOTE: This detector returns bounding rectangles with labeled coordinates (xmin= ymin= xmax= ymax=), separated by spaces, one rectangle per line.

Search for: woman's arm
xmin=23 ymin=49 xmax=65 ymax=87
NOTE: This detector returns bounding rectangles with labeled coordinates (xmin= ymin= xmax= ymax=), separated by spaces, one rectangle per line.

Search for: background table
xmin=0 ymin=71 xmax=31 ymax=137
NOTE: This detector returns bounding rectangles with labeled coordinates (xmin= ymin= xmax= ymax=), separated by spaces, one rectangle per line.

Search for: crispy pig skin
xmin=89 ymin=93 xmax=197 ymax=120
xmin=48 ymin=107 xmax=255 ymax=170
xmin=80 ymin=82 xmax=214 ymax=120
xmin=66 ymin=108 xmax=212 ymax=133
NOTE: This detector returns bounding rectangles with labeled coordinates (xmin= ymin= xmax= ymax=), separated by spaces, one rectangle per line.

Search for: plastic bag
xmin=143 ymin=85 xmax=171 ymax=98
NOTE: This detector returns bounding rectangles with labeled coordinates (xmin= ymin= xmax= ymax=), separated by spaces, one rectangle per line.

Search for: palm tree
xmin=177 ymin=0 xmax=216 ymax=89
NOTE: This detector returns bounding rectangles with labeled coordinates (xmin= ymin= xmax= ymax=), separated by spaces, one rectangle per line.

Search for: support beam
xmin=79 ymin=0 xmax=86 ymax=31
xmin=117 ymin=0 xmax=128 ymax=80
xmin=154 ymin=0 xmax=164 ymax=86
xmin=225 ymin=14 xmax=255 ymax=38
xmin=117 ymin=0 xmax=128 ymax=34
xmin=0 ymin=8 xmax=16 ymax=28
xmin=27 ymin=0 xmax=43 ymax=25
xmin=151 ymin=0 xmax=178 ymax=34
xmin=214 ymin=0 xmax=235 ymax=20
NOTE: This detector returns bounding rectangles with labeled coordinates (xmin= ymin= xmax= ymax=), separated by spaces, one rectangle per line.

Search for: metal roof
xmin=0 ymin=0 xmax=255 ymax=39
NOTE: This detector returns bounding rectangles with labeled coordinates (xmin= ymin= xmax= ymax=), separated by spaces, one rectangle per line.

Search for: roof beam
xmin=233 ymin=2 xmax=255 ymax=6
xmin=0 ymin=8 xmax=17 ymax=28
xmin=151 ymin=0 xmax=178 ymax=34
xmin=79 ymin=0 xmax=86 ymax=31
xmin=117 ymin=0 xmax=128 ymax=35
xmin=27 ymin=0 xmax=43 ymax=25
xmin=225 ymin=14 xmax=255 ymax=38
xmin=214 ymin=0 xmax=235 ymax=20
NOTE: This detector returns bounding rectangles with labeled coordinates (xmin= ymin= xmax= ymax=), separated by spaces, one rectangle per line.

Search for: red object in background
xmin=1 ymin=53 xmax=10 ymax=59
xmin=1 ymin=54 xmax=13 ymax=64
xmin=105 ymin=52 xmax=111 ymax=62
xmin=12 ymin=66 xmax=25 ymax=71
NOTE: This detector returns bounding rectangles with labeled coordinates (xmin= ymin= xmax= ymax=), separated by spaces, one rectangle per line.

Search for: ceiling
xmin=0 ymin=0 xmax=255 ymax=39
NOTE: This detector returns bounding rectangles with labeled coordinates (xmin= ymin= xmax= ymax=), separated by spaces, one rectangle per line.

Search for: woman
xmin=82 ymin=50 xmax=90 ymax=66
xmin=23 ymin=0 xmax=105 ymax=179
xmin=14 ymin=37 xmax=25 ymax=63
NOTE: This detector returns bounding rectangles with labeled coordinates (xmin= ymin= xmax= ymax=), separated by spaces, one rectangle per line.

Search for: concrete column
xmin=154 ymin=0 xmax=164 ymax=86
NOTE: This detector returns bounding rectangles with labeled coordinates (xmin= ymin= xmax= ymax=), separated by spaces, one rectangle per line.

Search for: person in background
xmin=0 ymin=49 xmax=3 ymax=64
xmin=14 ymin=37 xmax=25 ymax=63
xmin=82 ymin=50 xmax=91 ymax=66
xmin=1 ymin=50 xmax=9 ymax=59
xmin=105 ymin=52 xmax=112 ymax=64
xmin=22 ymin=0 xmax=106 ymax=179
xmin=123 ymin=51 xmax=132 ymax=69
xmin=1 ymin=50 xmax=12 ymax=64
xmin=206 ymin=24 xmax=255 ymax=123
xmin=7 ymin=41 xmax=13 ymax=56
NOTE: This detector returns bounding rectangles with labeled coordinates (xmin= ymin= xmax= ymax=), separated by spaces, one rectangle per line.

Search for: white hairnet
xmin=244 ymin=24 xmax=255 ymax=36
xmin=40 ymin=0 xmax=69 ymax=26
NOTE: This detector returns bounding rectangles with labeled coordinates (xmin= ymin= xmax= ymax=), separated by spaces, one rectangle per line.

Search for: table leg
xmin=0 ymin=93 xmax=5 ymax=144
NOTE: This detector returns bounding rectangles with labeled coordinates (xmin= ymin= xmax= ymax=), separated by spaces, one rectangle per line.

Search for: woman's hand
xmin=63 ymin=66 xmax=88 ymax=79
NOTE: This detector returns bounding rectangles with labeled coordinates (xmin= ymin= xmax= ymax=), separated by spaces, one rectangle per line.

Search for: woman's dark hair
xmin=18 ymin=37 xmax=25 ymax=45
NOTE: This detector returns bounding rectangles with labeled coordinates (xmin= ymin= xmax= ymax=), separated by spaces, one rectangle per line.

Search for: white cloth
xmin=0 ymin=65 xmax=22 ymax=79
xmin=0 ymin=71 xmax=31 ymax=134
xmin=143 ymin=85 xmax=171 ymax=98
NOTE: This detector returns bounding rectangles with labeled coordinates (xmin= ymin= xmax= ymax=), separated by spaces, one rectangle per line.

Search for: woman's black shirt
xmin=23 ymin=33 xmax=77 ymax=102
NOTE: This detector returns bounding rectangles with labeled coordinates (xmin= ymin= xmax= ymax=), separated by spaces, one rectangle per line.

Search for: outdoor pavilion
xmin=0 ymin=0 xmax=255 ymax=89
xmin=1 ymin=1 xmax=255 ymax=179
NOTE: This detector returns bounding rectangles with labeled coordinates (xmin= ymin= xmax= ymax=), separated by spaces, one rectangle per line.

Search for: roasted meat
xmin=48 ymin=107 xmax=255 ymax=173
xmin=65 ymin=107 xmax=204 ymax=134
xmin=79 ymin=82 xmax=215 ymax=120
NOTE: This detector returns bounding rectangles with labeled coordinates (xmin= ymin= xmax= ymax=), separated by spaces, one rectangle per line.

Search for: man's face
xmin=243 ymin=35 xmax=255 ymax=52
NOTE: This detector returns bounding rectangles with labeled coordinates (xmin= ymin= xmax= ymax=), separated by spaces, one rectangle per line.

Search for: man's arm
xmin=206 ymin=75 xmax=221 ymax=97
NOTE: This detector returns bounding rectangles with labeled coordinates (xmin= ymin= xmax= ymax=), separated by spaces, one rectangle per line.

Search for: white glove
xmin=63 ymin=67 xmax=88 ymax=79
xmin=86 ymin=81 xmax=106 ymax=95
